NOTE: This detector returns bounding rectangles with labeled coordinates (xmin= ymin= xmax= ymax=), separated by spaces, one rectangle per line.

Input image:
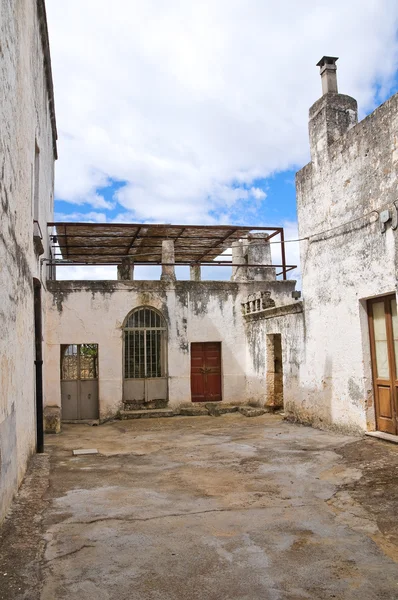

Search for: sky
xmin=46 ymin=0 xmax=398 ymax=282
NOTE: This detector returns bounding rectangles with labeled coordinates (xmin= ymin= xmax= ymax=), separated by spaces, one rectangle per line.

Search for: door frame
xmin=265 ymin=333 xmax=284 ymax=408
xmin=367 ymin=294 xmax=398 ymax=435
xmin=61 ymin=343 xmax=99 ymax=421
xmin=190 ymin=341 xmax=223 ymax=403
xmin=122 ymin=306 xmax=168 ymax=404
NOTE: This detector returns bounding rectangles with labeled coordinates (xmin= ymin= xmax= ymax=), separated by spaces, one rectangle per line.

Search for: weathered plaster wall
xmin=45 ymin=280 xmax=294 ymax=417
xmin=0 ymin=0 xmax=56 ymax=521
xmin=245 ymin=302 xmax=304 ymax=407
xmin=293 ymin=91 xmax=398 ymax=433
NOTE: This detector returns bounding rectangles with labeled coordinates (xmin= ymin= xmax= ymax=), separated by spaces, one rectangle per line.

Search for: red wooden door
xmin=191 ymin=342 xmax=222 ymax=402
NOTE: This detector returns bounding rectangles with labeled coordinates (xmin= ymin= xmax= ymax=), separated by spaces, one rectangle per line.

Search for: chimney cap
xmin=316 ymin=56 xmax=339 ymax=68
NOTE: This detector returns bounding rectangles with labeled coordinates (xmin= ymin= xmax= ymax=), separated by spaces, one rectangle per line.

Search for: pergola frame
xmin=47 ymin=222 xmax=296 ymax=280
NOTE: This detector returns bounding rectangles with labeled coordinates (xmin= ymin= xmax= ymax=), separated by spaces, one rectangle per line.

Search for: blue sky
xmin=53 ymin=170 xmax=301 ymax=280
xmin=46 ymin=0 xmax=398 ymax=279
xmin=54 ymin=171 xmax=299 ymax=226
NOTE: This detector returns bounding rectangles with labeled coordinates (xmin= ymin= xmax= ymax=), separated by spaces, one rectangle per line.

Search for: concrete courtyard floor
xmin=1 ymin=414 xmax=398 ymax=599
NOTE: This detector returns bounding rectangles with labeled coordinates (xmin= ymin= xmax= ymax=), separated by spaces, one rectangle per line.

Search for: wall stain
xmin=348 ymin=377 xmax=364 ymax=407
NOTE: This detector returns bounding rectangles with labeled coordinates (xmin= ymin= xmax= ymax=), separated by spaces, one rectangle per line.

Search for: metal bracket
xmin=391 ymin=202 xmax=398 ymax=230
xmin=380 ymin=209 xmax=391 ymax=233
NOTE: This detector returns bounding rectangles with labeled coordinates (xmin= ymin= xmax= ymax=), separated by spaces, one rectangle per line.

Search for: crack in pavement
xmin=46 ymin=544 xmax=96 ymax=562
xmin=62 ymin=503 xmax=315 ymax=525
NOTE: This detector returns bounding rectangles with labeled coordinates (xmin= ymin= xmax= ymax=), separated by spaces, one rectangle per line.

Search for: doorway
xmin=191 ymin=342 xmax=222 ymax=402
xmin=61 ymin=344 xmax=99 ymax=420
xmin=123 ymin=307 xmax=168 ymax=404
xmin=266 ymin=334 xmax=283 ymax=407
xmin=368 ymin=295 xmax=398 ymax=435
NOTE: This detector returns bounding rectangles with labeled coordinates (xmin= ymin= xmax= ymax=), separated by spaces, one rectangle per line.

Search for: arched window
xmin=124 ymin=307 xmax=167 ymax=379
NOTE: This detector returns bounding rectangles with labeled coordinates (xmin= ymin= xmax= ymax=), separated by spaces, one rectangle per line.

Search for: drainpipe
xmin=33 ymin=278 xmax=44 ymax=453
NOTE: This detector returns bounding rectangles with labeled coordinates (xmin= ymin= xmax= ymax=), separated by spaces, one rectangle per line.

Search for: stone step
xmin=120 ymin=408 xmax=175 ymax=420
xmin=238 ymin=406 xmax=268 ymax=417
xmin=179 ymin=407 xmax=209 ymax=416
xmin=179 ymin=404 xmax=249 ymax=416
xmin=119 ymin=405 xmax=276 ymax=420
xmin=212 ymin=404 xmax=239 ymax=415
xmin=179 ymin=404 xmax=240 ymax=417
xmin=365 ymin=431 xmax=398 ymax=445
xmin=123 ymin=399 xmax=169 ymax=411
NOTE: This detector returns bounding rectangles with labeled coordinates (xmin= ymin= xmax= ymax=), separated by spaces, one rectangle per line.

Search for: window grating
xmin=125 ymin=307 xmax=164 ymax=329
xmin=124 ymin=308 xmax=166 ymax=379
xmin=61 ymin=344 xmax=98 ymax=380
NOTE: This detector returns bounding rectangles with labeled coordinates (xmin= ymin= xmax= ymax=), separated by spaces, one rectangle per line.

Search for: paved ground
xmin=1 ymin=414 xmax=398 ymax=599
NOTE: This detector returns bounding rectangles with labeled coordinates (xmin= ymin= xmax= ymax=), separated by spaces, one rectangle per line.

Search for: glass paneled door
xmin=368 ymin=296 xmax=398 ymax=435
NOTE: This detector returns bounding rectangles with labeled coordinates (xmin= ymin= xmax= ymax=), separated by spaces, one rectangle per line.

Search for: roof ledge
xmin=36 ymin=0 xmax=58 ymax=159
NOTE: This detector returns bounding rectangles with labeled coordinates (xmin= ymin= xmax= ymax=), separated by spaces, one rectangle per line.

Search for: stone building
xmin=2 ymin=8 xmax=398 ymax=525
xmin=0 ymin=0 xmax=57 ymax=521
xmin=44 ymin=225 xmax=296 ymax=422
xmin=41 ymin=57 xmax=398 ymax=441
xmin=247 ymin=57 xmax=398 ymax=437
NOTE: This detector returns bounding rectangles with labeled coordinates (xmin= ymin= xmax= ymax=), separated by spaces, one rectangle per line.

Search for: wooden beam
xmin=125 ymin=226 xmax=141 ymax=256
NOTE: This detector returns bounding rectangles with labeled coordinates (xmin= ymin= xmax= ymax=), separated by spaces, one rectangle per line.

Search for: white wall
xmin=45 ymin=280 xmax=294 ymax=417
xmin=0 ymin=0 xmax=56 ymax=521
xmin=245 ymin=302 xmax=303 ymax=408
xmin=293 ymin=91 xmax=398 ymax=433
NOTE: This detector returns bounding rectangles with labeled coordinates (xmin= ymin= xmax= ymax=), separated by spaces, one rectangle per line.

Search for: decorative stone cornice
xmin=241 ymin=291 xmax=275 ymax=315
xmin=244 ymin=301 xmax=303 ymax=322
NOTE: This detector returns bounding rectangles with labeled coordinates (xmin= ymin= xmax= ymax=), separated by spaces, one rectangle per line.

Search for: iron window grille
xmin=61 ymin=344 xmax=98 ymax=381
xmin=124 ymin=307 xmax=166 ymax=379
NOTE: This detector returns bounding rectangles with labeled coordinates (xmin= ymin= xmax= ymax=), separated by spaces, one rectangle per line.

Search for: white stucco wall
xmin=0 ymin=0 xmax=56 ymax=521
xmin=244 ymin=303 xmax=304 ymax=408
xmin=45 ymin=280 xmax=294 ymax=417
xmin=292 ymin=91 xmax=398 ymax=433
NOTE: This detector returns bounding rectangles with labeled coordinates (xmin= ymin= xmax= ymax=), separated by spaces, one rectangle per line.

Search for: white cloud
xmin=250 ymin=187 xmax=267 ymax=201
xmin=46 ymin=0 xmax=398 ymax=224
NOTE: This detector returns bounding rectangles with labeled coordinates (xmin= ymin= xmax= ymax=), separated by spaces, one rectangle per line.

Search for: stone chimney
xmin=317 ymin=56 xmax=338 ymax=94
xmin=309 ymin=56 xmax=358 ymax=164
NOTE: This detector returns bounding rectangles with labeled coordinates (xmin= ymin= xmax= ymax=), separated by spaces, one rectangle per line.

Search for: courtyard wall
xmin=0 ymin=0 xmax=56 ymax=521
xmin=45 ymin=280 xmax=295 ymax=418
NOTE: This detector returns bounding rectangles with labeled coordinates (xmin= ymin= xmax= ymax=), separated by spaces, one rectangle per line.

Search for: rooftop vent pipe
xmin=317 ymin=56 xmax=339 ymax=94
